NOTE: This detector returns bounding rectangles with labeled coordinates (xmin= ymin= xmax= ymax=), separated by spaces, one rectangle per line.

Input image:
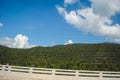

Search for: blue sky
xmin=0 ymin=0 xmax=120 ymax=48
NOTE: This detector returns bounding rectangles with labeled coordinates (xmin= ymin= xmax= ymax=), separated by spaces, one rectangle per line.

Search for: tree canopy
xmin=0 ymin=43 xmax=120 ymax=71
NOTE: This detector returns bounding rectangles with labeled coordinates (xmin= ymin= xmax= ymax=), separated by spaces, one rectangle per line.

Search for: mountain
xmin=0 ymin=43 xmax=120 ymax=71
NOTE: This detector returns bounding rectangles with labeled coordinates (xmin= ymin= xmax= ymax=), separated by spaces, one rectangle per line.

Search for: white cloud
xmin=64 ymin=40 xmax=74 ymax=45
xmin=56 ymin=6 xmax=66 ymax=15
xmin=90 ymin=0 xmax=120 ymax=17
xmin=64 ymin=0 xmax=77 ymax=6
xmin=0 ymin=34 xmax=35 ymax=48
xmin=113 ymin=38 xmax=120 ymax=42
xmin=0 ymin=22 xmax=3 ymax=27
xmin=56 ymin=0 xmax=120 ymax=42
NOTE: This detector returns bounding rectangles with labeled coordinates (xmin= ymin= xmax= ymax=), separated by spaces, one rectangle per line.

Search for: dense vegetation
xmin=0 ymin=43 xmax=120 ymax=71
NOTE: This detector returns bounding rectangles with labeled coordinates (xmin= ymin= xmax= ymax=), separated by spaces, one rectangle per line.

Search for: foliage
xmin=0 ymin=43 xmax=120 ymax=71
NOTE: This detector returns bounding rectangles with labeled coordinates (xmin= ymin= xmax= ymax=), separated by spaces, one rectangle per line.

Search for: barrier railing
xmin=0 ymin=64 xmax=120 ymax=79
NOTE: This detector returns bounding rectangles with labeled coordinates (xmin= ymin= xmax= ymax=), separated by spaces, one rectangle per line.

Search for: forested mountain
xmin=0 ymin=43 xmax=120 ymax=71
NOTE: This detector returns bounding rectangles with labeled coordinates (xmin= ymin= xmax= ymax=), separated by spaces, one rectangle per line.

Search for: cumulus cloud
xmin=56 ymin=6 xmax=66 ymax=15
xmin=64 ymin=40 xmax=74 ymax=45
xmin=56 ymin=0 xmax=120 ymax=42
xmin=0 ymin=34 xmax=35 ymax=48
xmin=0 ymin=22 xmax=3 ymax=27
xmin=90 ymin=0 xmax=120 ymax=17
xmin=64 ymin=0 xmax=77 ymax=6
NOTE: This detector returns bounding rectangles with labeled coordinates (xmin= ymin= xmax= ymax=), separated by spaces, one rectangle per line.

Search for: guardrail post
xmin=2 ymin=65 xmax=5 ymax=72
xmin=52 ymin=69 xmax=55 ymax=76
xmin=8 ymin=65 xmax=11 ymax=72
xmin=75 ymin=70 xmax=79 ymax=77
xmin=99 ymin=72 xmax=103 ymax=79
xmin=29 ymin=68 xmax=33 ymax=74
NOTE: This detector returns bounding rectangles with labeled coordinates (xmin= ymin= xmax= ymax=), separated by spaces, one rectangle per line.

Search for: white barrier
xmin=0 ymin=64 xmax=120 ymax=80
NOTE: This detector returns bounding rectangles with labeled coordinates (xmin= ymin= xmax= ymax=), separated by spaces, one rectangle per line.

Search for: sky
xmin=0 ymin=0 xmax=120 ymax=48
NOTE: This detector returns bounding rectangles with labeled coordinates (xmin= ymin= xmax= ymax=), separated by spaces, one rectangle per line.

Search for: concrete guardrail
xmin=0 ymin=64 xmax=120 ymax=80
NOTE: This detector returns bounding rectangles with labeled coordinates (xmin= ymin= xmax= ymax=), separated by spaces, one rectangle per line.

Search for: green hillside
xmin=0 ymin=43 xmax=120 ymax=71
